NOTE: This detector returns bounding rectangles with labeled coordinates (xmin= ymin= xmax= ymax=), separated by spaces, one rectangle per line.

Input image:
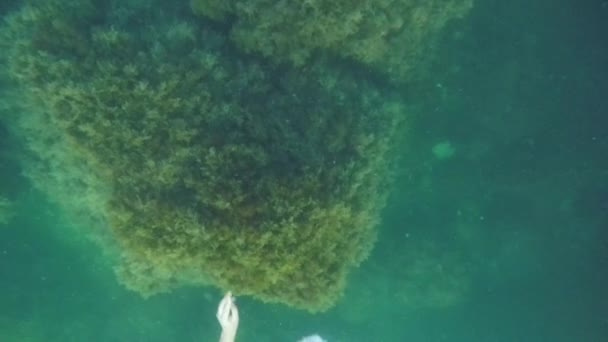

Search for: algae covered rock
xmin=1 ymin=0 xmax=405 ymax=311
xmin=191 ymin=0 xmax=473 ymax=82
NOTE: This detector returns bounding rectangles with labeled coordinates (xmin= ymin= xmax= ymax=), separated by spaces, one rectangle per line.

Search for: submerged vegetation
xmin=0 ymin=0 xmax=471 ymax=311
xmin=191 ymin=0 xmax=473 ymax=82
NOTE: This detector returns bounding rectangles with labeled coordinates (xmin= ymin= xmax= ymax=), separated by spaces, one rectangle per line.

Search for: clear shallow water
xmin=1 ymin=0 xmax=607 ymax=341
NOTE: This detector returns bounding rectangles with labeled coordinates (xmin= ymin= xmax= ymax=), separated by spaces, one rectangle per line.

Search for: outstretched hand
xmin=217 ymin=292 xmax=239 ymax=342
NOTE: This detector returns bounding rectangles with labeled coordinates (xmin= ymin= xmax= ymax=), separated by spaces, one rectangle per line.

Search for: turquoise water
xmin=1 ymin=0 xmax=607 ymax=341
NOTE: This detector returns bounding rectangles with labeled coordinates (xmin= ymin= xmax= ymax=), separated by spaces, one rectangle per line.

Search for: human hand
xmin=217 ymin=292 xmax=239 ymax=342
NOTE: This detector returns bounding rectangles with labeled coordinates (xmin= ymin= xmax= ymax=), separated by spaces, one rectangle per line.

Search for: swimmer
xmin=217 ymin=292 xmax=239 ymax=342
xmin=216 ymin=292 xmax=327 ymax=342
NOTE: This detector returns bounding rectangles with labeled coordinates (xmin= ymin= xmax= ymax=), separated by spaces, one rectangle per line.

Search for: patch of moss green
xmin=1 ymin=0 xmax=405 ymax=311
xmin=191 ymin=0 xmax=473 ymax=82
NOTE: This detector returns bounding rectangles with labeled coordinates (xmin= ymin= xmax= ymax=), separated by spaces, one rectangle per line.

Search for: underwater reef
xmin=191 ymin=0 xmax=473 ymax=83
xmin=0 ymin=0 xmax=471 ymax=311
